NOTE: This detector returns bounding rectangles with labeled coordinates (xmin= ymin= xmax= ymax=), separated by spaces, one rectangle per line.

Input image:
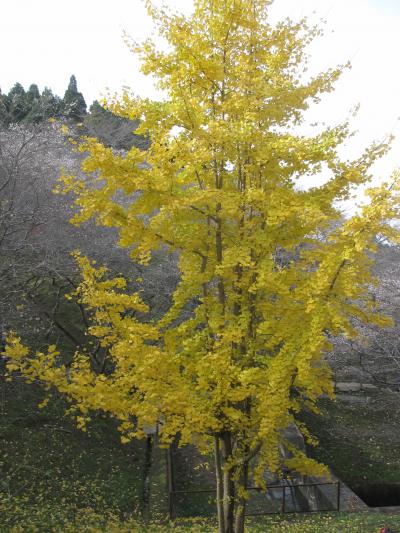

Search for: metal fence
xmin=168 ymin=481 xmax=340 ymax=519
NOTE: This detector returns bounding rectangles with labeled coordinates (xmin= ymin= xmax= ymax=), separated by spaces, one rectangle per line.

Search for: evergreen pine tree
xmin=40 ymin=87 xmax=62 ymax=120
xmin=7 ymin=83 xmax=29 ymax=123
xmin=27 ymin=84 xmax=40 ymax=101
xmin=0 ymin=88 xmax=9 ymax=126
xmin=24 ymin=84 xmax=42 ymax=123
xmin=62 ymin=75 xmax=87 ymax=121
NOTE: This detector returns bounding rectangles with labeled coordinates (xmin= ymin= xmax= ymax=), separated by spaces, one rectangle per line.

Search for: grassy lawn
xmin=1 ymin=501 xmax=400 ymax=533
xmin=301 ymin=389 xmax=400 ymax=487
xmin=2 ymin=376 xmax=400 ymax=531
xmin=0 ymin=378 xmax=148 ymax=517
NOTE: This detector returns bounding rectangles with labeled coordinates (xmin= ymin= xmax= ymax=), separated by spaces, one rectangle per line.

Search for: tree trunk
xmin=214 ymin=435 xmax=225 ymax=533
xmin=234 ymin=459 xmax=249 ymax=533
xmin=166 ymin=444 xmax=175 ymax=520
xmin=141 ymin=434 xmax=153 ymax=516
xmin=221 ymin=432 xmax=235 ymax=533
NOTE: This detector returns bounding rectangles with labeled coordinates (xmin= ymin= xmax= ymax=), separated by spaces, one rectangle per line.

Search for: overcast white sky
xmin=1 ymin=0 xmax=400 ymax=190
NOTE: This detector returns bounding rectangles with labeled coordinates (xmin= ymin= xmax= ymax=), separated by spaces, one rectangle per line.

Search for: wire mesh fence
xmin=169 ymin=481 xmax=340 ymax=519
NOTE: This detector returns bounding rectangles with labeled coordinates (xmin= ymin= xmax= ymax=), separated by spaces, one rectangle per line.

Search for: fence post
xmin=337 ymin=481 xmax=340 ymax=512
xmin=282 ymin=484 xmax=286 ymax=514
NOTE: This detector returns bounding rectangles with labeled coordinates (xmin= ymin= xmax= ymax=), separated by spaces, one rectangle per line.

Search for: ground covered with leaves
xmin=2 ymin=376 xmax=400 ymax=532
xmin=0 ymin=377 xmax=165 ymax=521
xmin=302 ymin=388 xmax=400 ymax=491
xmin=1 ymin=500 xmax=399 ymax=533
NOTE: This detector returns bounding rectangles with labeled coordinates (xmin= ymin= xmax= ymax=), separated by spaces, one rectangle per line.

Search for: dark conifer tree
xmin=41 ymin=87 xmax=62 ymax=119
xmin=8 ymin=83 xmax=29 ymax=123
xmin=62 ymin=75 xmax=87 ymax=121
xmin=0 ymin=88 xmax=9 ymax=125
xmin=27 ymin=84 xmax=40 ymax=101
xmin=24 ymin=84 xmax=43 ymax=123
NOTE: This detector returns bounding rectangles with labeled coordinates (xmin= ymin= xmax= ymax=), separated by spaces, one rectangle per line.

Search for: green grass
xmin=2 ymin=372 xmax=400 ymax=531
xmin=301 ymin=391 xmax=400 ymax=486
xmin=0 ymin=378 xmax=148 ymax=517
xmin=1 ymin=499 xmax=399 ymax=533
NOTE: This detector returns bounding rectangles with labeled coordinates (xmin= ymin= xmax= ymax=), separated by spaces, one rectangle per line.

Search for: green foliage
xmin=62 ymin=74 xmax=87 ymax=121
xmin=40 ymin=87 xmax=62 ymax=120
xmin=24 ymin=84 xmax=45 ymax=124
xmin=301 ymin=391 xmax=400 ymax=486
xmin=84 ymin=100 xmax=150 ymax=150
xmin=0 ymin=77 xmax=86 ymax=126
xmin=0 ymin=503 xmax=399 ymax=533
xmin=0 ymin=80 xmax=147 ymax=146
xmin=27 ymin=84 xmax=40 ymax=101
xmin=0 ymin=378 xmax=147 ymax=520
xmin=6 ymin=83 xmax=29 ymax=123
xmin=0 ymin=89 xmax=8 ymax=124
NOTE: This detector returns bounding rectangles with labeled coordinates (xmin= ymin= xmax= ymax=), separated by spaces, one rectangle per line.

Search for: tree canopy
xmin=62 ymin=75 xmax=87 ymax=121
xmin=0 ymin=75 xmax=86 ymax=125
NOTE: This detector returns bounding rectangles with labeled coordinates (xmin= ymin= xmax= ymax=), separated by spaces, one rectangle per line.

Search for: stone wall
xmin=334 ymin=381 xmax=379 ymax=393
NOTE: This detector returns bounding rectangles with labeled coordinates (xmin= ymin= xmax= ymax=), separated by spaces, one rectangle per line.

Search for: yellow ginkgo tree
xmin=5 ymin=0 xmax=400 ymax=531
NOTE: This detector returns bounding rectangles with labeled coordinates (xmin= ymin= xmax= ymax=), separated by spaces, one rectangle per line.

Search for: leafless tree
xmin=0 ymin=122 xmax=178 ymax=360
xmin=328 ymin=243 xmax=400 ymax=389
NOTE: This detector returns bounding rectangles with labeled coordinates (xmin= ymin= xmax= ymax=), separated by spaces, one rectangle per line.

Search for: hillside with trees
xmin=0 ymin=75 xmax=149 ymax=150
